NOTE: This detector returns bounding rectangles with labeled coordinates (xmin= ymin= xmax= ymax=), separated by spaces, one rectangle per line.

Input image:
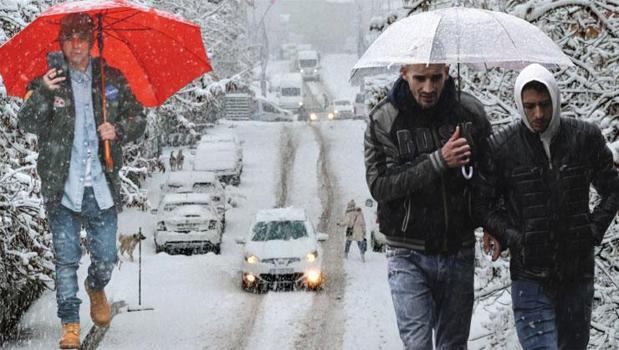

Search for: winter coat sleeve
xmin=364 ymin=105 xmax=446 ymax=202
xmin=17 ymin=77 xmax=55 ymax=136
xmin=472 ymin=137 xmax=521 ymax=251
xmin=113 ymin=73 xmax=146 ymax=144
xmin=589 ymin=128 xmax=619 ymax=245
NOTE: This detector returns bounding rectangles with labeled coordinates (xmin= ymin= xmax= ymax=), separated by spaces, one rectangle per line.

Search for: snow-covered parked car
xmin=330 ymin=99 xmax=354 ymax=119
xmin=160 ymin=170 xmax=227 ymax=225
xmin=153 ymin=193 xmax=223 ymax=254
xmin=193 ymin=142 xmax=242 ymax=186
xmin=196 ymin=133 xmax=243 ymax=163
xmin=236 ymin=207 xmax=329 ymax=292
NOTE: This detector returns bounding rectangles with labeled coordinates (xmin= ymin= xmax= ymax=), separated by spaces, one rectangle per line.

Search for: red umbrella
xmin=0 ymin=0 xmax=212 ymax=107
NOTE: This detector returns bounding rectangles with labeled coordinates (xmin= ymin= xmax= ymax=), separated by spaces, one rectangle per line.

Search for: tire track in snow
xmin=293 ymin=123 xmax=346 ymax=349
xmin=275 ymin=126 xmax=297 ymax=207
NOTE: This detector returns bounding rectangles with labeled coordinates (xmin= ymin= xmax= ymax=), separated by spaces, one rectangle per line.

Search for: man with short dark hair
xmin=476 ymin=63 xmax=619 ymax=349
xmin=17 ymin=12 xmax=145 ymax=349
xmin=364 ymin=63 xmax=490 ymax=349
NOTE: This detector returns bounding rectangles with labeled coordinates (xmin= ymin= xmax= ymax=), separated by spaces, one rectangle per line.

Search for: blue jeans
xmin=344 ymin=239 xmax=366 ymax=254
xmin=511 ymin=279 xmax=594 ymax=350
xmin=386 ymin=245 xmax=474 ymax=350
xmin=48 ymin=187 xmax=118 ymax=324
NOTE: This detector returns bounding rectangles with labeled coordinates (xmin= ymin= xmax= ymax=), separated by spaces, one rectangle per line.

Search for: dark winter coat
xmin=474 ymin=64 xmax=619 ymax=284
xmin=17 ymin=57 xmax=146 ymax=216
xmin=364 ymin=77 xmax=491 ymax=254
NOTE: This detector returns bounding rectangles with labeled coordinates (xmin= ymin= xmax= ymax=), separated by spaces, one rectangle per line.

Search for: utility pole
xmin=257 ymin=0 xmax=276 ymax=97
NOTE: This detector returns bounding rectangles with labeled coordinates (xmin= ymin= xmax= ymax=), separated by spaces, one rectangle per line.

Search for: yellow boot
xmin=59 ymin=323 xmax=80 ymax=349
xmin=84 ymin=281 xmax=111 ymax=327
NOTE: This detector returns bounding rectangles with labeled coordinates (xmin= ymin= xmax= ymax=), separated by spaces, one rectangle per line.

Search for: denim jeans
xmin=511 ymin=278 xmax=594 ymax=350
xmin=344 ymin=239 xmax=366 ymax=254
xmin=48 ymin=187 xmax=118 ymax=324
xmin=386 ymin=245 xmax=474 ymax=350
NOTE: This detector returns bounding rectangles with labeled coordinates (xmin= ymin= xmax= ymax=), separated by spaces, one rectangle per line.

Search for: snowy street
xmin=8 ymin=117 xmax=401 ymax=349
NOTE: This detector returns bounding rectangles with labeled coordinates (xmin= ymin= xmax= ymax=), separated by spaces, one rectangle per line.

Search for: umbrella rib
xmin=488 ymin=10 xmax=519 ymax=63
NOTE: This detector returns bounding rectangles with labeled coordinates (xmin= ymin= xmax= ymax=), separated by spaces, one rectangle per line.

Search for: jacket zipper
xmin=401 ymin=197 xmax=412 ymax=232
xmin=431 ymin=127 xmax=449 ymax=250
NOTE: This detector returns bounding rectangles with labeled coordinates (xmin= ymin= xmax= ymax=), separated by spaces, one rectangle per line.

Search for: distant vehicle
xmin=297 ymin=50 xmax=320 ymax=81
xmin=254 ymin=96 xmax=295 ymax=122
xmin=153 ymin=193 xmax=223 ymax=254
xmin=193 ymin=142 xmax=242 ymax=186
xmin=236 ymin=207 xmax=329 ymax=292
xmin=330 ymin=99 xmax=354 ymax=119
xmin=160 ymin=170 xmax=226 ymax=225
xmin=279 ymin=43 xmax=297 ymax=60
xmin=353 ymin=92 xmax=368 ymax=119
xmin=278 ymin=73 xmax=304 ymax=112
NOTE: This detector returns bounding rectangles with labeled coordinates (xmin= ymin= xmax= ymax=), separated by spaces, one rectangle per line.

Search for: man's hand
xmin=482 ymin=230 xmax=501 ymax=261
xmin=42 ymin=68 xmax=66 ymax=91
xmin=441 ymin=126 xmax=471 ymax=168
xmin=98 ymin=122 xmax=117 ymax=141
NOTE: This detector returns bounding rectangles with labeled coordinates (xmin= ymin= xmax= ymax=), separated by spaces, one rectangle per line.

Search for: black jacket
xmin=364 ymin=77 xmax=491 ymax=254
xmin=475 ymin=118 xmax=619 ymax=282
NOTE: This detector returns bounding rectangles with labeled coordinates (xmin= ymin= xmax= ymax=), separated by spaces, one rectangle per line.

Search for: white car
xmin=330 ymin=99 xmax=354 ymax=119
xmin=153 ymin=193 xmax=223 ymax=254
xmin=236 ymin=207 xmax=328 ymax=292
xmin=160 ymin=170 xmax=227 ymax=225
xmin=197 ymin=133 xmax=243 ymax=163
xmin=193 ymin=142 xmax=242 ymax=186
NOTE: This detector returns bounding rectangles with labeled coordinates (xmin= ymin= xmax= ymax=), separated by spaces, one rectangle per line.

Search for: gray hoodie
xmin=514 ymin=64 xmax=561 ymax=163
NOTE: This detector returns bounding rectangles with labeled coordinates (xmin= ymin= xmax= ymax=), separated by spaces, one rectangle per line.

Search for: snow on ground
xmin=318 ymin=121 xmax=402 ymax=350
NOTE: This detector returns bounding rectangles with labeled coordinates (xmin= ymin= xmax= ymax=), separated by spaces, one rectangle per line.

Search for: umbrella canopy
xmin=0 ymin=0 xmax=212 ymax=107
xmin=351 ymin=7 xmax=573 ymax=83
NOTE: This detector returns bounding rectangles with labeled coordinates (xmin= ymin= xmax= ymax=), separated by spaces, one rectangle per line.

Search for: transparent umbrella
xmin=351 ymin=7 xmax=573 ymax=83
xmin=352 ymin=7 xmax=573 ymax=180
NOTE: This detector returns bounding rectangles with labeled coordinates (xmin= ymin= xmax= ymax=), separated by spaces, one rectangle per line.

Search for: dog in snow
xmin=118 ymin=232 xmax=146 ymax=262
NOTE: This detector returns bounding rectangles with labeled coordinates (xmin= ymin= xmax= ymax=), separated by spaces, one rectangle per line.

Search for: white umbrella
xmin=351 ymin=7 xmax=573 ymax=83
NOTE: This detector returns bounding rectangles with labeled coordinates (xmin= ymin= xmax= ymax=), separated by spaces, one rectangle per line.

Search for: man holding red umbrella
xmin=17 ymin=12 xmax=145 ymax=349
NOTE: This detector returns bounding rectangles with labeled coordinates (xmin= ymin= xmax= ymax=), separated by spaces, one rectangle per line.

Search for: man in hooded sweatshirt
xmin=364 ymin=63 xmax=491 ymax=349
xmin=475 ymin=63 xmax=619 ymax=349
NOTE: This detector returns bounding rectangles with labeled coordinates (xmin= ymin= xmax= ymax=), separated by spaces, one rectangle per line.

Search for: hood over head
xmin=514 ymin=64 xmax=562 ymax=158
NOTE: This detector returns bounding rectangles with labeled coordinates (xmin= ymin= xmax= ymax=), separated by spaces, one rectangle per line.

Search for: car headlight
xmin=327 ymin=113 xmax=334 ymax=120
xmin=310 ymin=113 xmax=318 ymax=121
xmin=305 ymin=251 xmax=318 ymax=262
xmin=245 ymin=255 xmax=259 ymax=264
xmin=298 ymin=101 xmax=303 ymax=106
xmin=300 ymin=69 xmax=305 ymax=73
xmin=314 ymin=68 xmax=318 ymax=73
xmin=305 ymin=270 xmax=321 ymax=284
xmin=157 ymin=221 xmax=166 ymax=231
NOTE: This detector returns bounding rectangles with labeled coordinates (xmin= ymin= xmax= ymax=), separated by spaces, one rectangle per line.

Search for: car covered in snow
xmin=153 ymin=193 xmax=223 ymax=254
xmin=236 ymin=207 xmax=329 ymax=292
xmin=193 ymin=142 xmax=242 ymax=186
xmin=196 ymin=133 xmax=243 ymax=163
xmin=160 ymin=170 xmax=227 ymax=225
xmin=330 ymin=99 xmax=354 ymax=119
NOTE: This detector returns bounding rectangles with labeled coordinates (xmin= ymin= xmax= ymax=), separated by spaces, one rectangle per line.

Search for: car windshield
xmin=251 ymin=220 xmax=308 ymax=241
xmin=335 ymin=101 xmax=350 ymax=106
xmin=164 ymin=201 xmax=210 ymax=212
xmin=281 ymin=87 xmax=300 ymax=96
xmin=299 ymin=59 xmax=317 ymax=68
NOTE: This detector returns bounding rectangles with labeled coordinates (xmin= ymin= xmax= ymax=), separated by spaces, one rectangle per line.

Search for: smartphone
xmin=46 ymin=51 xmax=67 ymax=78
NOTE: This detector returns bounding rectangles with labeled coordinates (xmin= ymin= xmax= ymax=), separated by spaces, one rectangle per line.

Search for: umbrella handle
xmin=103 ymin=140 xmax=113 ymax=172
xmin=461 ymin=165 xmax=473 ymax=180
xmin=98 ymin=14 xmax=114 ymax=173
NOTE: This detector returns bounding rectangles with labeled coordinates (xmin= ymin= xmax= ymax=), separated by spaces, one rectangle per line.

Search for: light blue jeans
xmin=386 ymin=245 xmax=474 ymax=350
xmin=511 ymin=278 xmax=594 ymax=350
xmin=48 ymin=187 xmax=118 ymax=324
